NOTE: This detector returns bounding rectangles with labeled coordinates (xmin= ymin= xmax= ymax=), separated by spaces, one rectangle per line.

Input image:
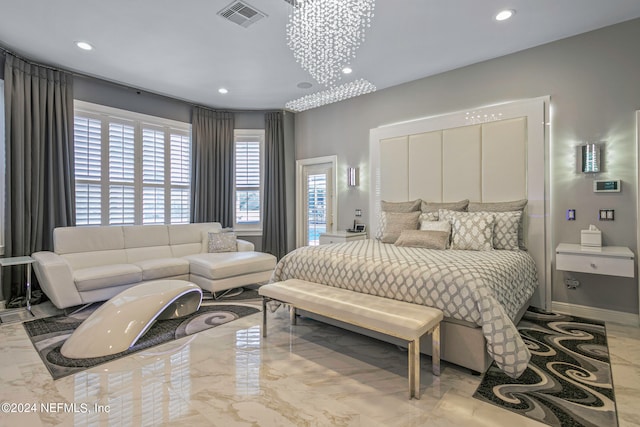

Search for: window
xmin=234 ymin=129 xmax=264 ymax=232
xmin=74 ymin=101 xmax=191 ymax=226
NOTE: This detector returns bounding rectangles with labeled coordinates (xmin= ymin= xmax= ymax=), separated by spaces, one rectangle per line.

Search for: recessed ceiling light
xmin=495 ymin=9 xmax=515 ymax=21
xmin=75 ymin=41 xmax=93 ymax=51
xmin=342 ymin=67 xmax=353 ymax=74
xmin=218 ymin=88 xmax=228 ymax=94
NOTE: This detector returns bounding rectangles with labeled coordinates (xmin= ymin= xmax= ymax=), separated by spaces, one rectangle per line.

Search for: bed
xmin=280 ymin=98 xmax=550 ymax=378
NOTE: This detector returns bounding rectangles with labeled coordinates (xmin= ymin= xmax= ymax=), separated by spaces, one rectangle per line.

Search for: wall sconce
xmin=347 ymin=167 xmax=359 ymax=187
xmin=581 ymin=143 xmax=600 ymax=173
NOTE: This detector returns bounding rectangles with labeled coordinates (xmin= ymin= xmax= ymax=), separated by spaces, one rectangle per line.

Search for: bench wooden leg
xmin=262 ymin=297 xmax=268 ymax=338
xmin=290 ymin=306 xmax=297 ymax=325
xmin=432 ymin=325 xmax=441 ymax=376
xmin=408 ymin=338 xmax=420 ymax=399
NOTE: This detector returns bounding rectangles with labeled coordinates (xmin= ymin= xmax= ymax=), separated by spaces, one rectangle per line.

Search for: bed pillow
xmin=376 ymin=199 xmax=421 ymax=239
xmin=487 ymin=211 xmax=521 ymax=250
xmin=419 ymin=220 xmax=452 ymax=248
xmin=394 ymin=230 xmax=449 ymax=250
xmin=420 ymin=199 xmax=468 ymax=222
xmin=439 ymin=210 xmax=495 ymax=251
xmin=468 ymin=199 xmax=527 ymax=249
xmin=208 ymin=230 xmax=238 ymax=253
xmin=381 ymin=199 xmax=421 ymax=212
xmin=380 ymin=211 xmax=421 ymax=244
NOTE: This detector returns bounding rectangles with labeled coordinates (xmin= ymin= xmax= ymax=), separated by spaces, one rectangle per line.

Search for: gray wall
xmin=294 ymin=18 xmax=640 ymax=315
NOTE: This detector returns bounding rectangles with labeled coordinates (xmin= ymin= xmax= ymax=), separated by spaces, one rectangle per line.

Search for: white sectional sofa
xmin=32 ymin=222 xmax=277 ymax=309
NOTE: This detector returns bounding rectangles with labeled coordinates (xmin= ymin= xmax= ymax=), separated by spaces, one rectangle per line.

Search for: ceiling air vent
xmin=218 ymin=1 xmax=267 ymax=28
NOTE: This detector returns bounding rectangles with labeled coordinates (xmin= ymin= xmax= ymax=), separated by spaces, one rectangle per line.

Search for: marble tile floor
xmin=0 ymin=305 xmax=638 ymax=427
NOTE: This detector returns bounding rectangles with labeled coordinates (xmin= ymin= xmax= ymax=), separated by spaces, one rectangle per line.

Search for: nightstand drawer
xmin=556 ymin=252 xmax=634 ymax=277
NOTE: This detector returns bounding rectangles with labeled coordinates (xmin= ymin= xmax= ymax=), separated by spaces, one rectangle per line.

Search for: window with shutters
xmin=234 ymin=129 xmax=264 ymax=232
xmin=73 ymin=101 xmax=191 ymax=226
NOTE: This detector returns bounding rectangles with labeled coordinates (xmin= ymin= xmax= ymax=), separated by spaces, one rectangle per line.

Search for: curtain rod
xmin=1 ymin=46 xmax=287 ymax=115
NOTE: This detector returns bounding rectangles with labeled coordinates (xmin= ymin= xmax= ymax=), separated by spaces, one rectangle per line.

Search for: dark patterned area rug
xmin=473 ymin=308 xmax=617 ymax=427
xmin=23 ymin=298 xmax=260 ymax=380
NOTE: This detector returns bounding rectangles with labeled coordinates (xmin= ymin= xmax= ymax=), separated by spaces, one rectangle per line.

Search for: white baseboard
xmin=551 ymin=301 xmax=639 ymax=326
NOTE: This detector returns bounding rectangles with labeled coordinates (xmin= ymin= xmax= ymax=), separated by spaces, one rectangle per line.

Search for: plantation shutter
xmin=74 ymin=116 xmax=102 ymax=225
xmin=73 ymin=102 xmax=191 ymax=226
xmin=235 ymin=140 xmax=261 ymax=223
xmin=108 ymin=122 xmax=135 ymax=224
xmin=142 ymin=128 xmax=165 ymax=224
xmin=170 ymin=133 xmax=191 ymax=223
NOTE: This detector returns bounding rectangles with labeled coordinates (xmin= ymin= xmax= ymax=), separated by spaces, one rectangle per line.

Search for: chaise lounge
xmin=32 ymin=222 xmax=277 ymax=309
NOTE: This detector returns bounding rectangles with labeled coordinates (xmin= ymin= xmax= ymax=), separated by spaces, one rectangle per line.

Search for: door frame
xmin=296 ymin=155 xmax=338 ymax=248
xmin=636 ymin=110 xmax=640 ymax=323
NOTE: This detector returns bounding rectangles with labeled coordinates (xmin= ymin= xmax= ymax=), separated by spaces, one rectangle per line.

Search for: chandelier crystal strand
xmin=287 ymin=0 xmax=375 ymax=86
xmin=285 ymin=79 xmax=376 ymax=112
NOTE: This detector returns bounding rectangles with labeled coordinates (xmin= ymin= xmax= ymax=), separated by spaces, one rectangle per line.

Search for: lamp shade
xmin=347 ymin=167 xmax=359 ymax=187
xmin=581 ymin=143 xmax=600 ymax=173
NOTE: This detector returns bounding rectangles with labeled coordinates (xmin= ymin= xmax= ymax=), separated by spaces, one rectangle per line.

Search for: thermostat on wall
xmin=593 ymin=179 xmax=621 ymax=192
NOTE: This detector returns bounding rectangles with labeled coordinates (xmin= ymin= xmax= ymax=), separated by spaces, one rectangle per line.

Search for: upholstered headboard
xmin=369 ymin=97 xmax=550 ymax=310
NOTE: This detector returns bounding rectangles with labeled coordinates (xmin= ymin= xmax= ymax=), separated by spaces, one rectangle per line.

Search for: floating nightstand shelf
xmin=556 ymin=243 xmax=634 ymax=278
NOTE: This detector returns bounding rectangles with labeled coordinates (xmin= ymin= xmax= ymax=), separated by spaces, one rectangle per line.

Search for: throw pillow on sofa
xmin=208 ymin=230 xmax=238 ymax=253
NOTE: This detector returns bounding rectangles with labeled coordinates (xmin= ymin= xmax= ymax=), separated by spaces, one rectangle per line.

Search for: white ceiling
xmin=1 ymin=0 xmax=640 ymax=111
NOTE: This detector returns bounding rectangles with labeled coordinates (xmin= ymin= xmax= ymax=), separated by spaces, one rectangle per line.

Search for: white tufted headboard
xmin=369 ymin=97 xmax=550 ymax=310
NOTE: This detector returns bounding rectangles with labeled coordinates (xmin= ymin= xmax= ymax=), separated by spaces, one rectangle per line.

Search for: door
xmin=296 ymin=156 xmax=337 ymax=247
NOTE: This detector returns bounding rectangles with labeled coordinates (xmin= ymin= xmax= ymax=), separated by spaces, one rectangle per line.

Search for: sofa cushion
xmin=74 ymin=264 xmax=143 ymax=292
xmin=171 ymin=243 xmax=204 ymax=258
xmin=62 ymin=250 xmax=128 ymax=270
xmin=169 ymin=222 xmax=221 ymax=245
xmin=123 ymin=225 xmax=169 ymax=248
xmin=55 ymin=226 xmax=124 ymax=255
xmin=133 ymin=258 xmax=190 ymax=280
xmin=185 ymin=252 xmax=276 ymax=280
xmin=126 ymin=246 xmax=173 ymax=263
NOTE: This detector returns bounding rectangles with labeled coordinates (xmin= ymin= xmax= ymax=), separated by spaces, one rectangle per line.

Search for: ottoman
xmin=61 ymin=280 xmax=202 ymax=358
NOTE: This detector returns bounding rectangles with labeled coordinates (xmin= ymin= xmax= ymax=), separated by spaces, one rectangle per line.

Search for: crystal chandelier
xmin=285 ymin=79 xmax=376 ymax=112
xmin=286 ymin=0 xmax=376 ymax=87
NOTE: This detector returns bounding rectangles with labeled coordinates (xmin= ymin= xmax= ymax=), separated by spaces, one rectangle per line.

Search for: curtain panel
xmin=190 ymin=107 xmax=235 ymax=226
xmin=3 ymin=53 xmax=76 ymax=302
xmin=262 ymin=112 xmax=288 ymax=259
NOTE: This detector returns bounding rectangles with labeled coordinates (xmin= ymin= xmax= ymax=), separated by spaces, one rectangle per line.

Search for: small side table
xmin=319 ymin=231 xmax=367 ymax=245
xmin=0 ymin=256 xmax=37 ymax=316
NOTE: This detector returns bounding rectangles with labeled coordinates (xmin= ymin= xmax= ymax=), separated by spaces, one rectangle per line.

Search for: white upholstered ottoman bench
xmin=259 ymin=279 xmax=443 ymax=399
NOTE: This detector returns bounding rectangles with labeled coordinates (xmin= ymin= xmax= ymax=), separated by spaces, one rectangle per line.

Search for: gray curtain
xmin=262 ymin=112 xmax=288 ymax=259
xmin=3 ymin=53 xmax=75 ymax=301
xmin=190 ymin=107 xmax=235 ymax=226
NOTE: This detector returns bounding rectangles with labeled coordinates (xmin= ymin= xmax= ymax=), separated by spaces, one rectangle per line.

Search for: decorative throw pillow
xmin=418 ymin=211 xmax=439 ymax=223
xmin=208 ymin=231 xmax=237 ymax=253
xmin=487 ymin=211 xmax=521 ymax=250
xmin=420 ymin=220 xmax=452 ymax=248
xmin=468 ymin=199 xmax=528 ymax=250
xmin=381 ymin=199 xmax=421 ymax=212
xmin=420 ymin=199 xmax=468 ymax=221
xmin=394 ymin=230 xmax=449 ymax=250
xmin=440 ymin=210 xmax=495 ymax=251
xmin=380 ymin=211 xmax=421 ymax=244
xmin=376 ymin=199 xmax=421 ymax=239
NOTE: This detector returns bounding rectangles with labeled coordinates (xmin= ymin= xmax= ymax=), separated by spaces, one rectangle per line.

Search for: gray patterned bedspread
xmin=271 ymin=239 xmax=538 ymax=378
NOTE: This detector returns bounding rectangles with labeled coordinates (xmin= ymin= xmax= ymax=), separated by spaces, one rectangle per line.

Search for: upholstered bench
xmin=259 ymin=279 xmax=444 ymax=399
